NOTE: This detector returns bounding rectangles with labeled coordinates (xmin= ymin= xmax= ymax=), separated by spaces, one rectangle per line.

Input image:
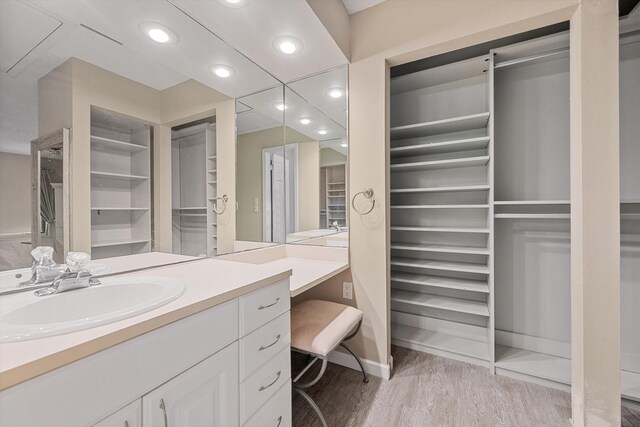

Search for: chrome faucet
xmin=19 ymin=246 xmax=66 ymax=287
xmin=35 ymin=252 xmax=101 ymax=296
xmin=330 ymin=221 xmax=342 ymax=232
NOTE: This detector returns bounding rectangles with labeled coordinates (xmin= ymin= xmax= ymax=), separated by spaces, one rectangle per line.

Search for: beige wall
xmin=38 ymin=58 xmax=235 ymax=255
xmin=295 ymin=140 xmax=320 ymax=233
xmin=0 ymin=153 xmax=32 ymax=235
xmin=305 ymin=0 xmax=351 ymax=60
xmin=320 ymin=147 xmax=347 ymax=167
xmin=306 ymin=1 xmax=582 ymax=370
xmin=236 ymin=126 xmax=319 ymax=241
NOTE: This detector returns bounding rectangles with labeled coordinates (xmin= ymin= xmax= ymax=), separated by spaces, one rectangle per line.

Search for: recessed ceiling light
xmin=327 ymin=88 xmax=345 ymax=99
xmin=299 ymin=117 xmax=312 ymax=125
xmin=317 ymin=129 xmax=328 ymax=135
xmin=217 ymin=0 xmax=251 ymax=7
xmin=139 ymin=22 xmax=178 ymax=44
xmin=341 ymin=143 xmax=348 ymax=148
xmin=272 ymin=35 xmax=303 ymax=55
xmin=274 ymin=103 xmax=289 ymax=111
xmin=209 ymin=64 xmax=235 ymax=78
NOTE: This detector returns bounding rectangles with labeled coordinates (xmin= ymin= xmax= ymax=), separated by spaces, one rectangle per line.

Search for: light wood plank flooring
xmin=293 ymin=346 xmax=640 ymax=426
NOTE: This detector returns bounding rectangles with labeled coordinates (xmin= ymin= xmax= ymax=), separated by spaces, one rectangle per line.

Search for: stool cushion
xmin=291 ymin=300 xmax=363 ymax=357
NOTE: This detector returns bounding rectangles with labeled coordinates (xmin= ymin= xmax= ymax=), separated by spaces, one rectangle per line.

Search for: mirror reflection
xmin=284 ymin=67 xmax=348 ymax=247
xmin=235 ymin=85 xmax=286 ymax=251
xmin=0 ymin=0 xmax=279 ymax=280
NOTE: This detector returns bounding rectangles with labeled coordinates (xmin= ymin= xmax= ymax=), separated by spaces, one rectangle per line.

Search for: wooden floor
xmin=293 ymin=346 xmax=640 ymax=427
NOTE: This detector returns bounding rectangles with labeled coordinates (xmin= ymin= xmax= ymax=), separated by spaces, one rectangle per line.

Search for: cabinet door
xmin=142 ymin=342 xmax=239 ymax=427
xmin=93 ymin=400 xmax=141 ymax=427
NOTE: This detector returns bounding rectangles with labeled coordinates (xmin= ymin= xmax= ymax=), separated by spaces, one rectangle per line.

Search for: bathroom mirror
xmin=284 ymin=66 xmax=349 ymax=247
xmin=235 ymin=85 xmax=287 ymax=252
xmin=0 ymin=0 xmax=281 ymax=279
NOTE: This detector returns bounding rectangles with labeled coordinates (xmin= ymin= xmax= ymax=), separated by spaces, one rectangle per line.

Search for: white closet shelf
xmin=390 ymin=243 xmax=489 ymax=255
xmin=91 ymin=239 xmax=149 ymax=248
xmin=173 ymin=207 xmax=207 ymax=210
xmin=90 ymin=171 xmax=149 ymax=180
xmin=391 ymin=257 xmax=489 ymax=274
xmin=391 ymin=272 xmax=489 ymax=293
xmin=327 ymin=190 xmax=345 ymax=193
xmin=494 ymin=200 xmax=570 ymax=205
xmin=391 ymin=204 xmax=489 ymax=209
xmin=495 ymin=214 xmax=570 ymax=219
xmin=391 ymin=136 xmax=491 ymax=157
xmin=391 ymin=289 xmax=489 ymax=316
xmin=621 ymin=214 xmax=640 ymax=220
xmin=495 ymin=346 xmax=570 ymax=385
xmin=391 ymin=156 xmax=490 ymax=172
xmin=91 ymin=207 xmax=149 ymax=211
xmin=90 ymin=135 xmax=148 ymax=152
xmin=208 ymin=181 xmax=217 ymax=184
xmin=208 ymin=169 xmax=217 ymax=173
xmin=391 ymin=323 xmax=489 ymax=361
xmin=207 ymin=156 xmax=217 ymax=160
xmin=328 ymin=182 xmax=346 ymax=185
xmin=174 ymin=213 xmax=207 ymax=217
xmin=391 ymin=185 xmax=490 ymax=194
xmin=391 ymin=226 xmax=490 ymax=234
xmin=390 ymin=112 xmax=490 ymax=140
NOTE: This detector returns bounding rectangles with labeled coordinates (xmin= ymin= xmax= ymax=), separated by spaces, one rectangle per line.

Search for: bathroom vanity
xmin=0 ymin=258 xmax=293 ymax=426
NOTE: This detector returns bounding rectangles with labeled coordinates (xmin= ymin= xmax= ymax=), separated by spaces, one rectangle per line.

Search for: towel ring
xmin=212 ymin=194 xmax=229 ymax=215
xmin=352 ymin=188 xmax=375 ymax=215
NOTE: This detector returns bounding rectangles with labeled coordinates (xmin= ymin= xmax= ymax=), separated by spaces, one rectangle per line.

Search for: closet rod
xmin=494 ymin=47 xmax=568 ymax=69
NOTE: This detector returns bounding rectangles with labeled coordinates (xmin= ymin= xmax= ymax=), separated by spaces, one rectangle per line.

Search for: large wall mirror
xmin=284 ymin=66 xmax=348 ymax=248
xmin=0 ymin=0 xmax=280 ymax=283
xmin=0 ymin=0 xmax=348 ymax=293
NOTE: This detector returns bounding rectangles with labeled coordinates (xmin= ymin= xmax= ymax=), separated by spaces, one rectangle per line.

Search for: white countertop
xmin=0 ymin=257 xmax=291 ymax=391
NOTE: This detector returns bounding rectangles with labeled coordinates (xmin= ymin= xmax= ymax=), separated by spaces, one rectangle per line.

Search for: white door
xmin=142 ymin=343 xmax=239 ymax=427
xmin=271 ymin=152 xmax=286 ymax=243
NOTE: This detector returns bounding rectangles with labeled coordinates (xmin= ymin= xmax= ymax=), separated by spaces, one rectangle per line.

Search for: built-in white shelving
xmin=387 ymin=23 xmax=640 ymax=405
xmin=391 ymin=257 xmax=489 ymax=275
xmin=391 ymin=272 xmax=489 ymax=293
xmin=171 ymin=122 xmax=217 ymax=257
xmin=90 ymin=106 xmax=151 ymax=259
xmin=390 ymin=51 xmax=493 ymax=366
xmin=321 ymin=165 xmax=346 ymax=229
xmin=390 ymin=112 xmax=490 ymax=140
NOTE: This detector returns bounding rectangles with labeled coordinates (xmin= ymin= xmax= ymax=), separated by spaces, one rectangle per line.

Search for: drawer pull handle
xmin=259 ymin=370 xmax=281 ymax=391
xmin=259 ymin=334 xmax=281 ymax=351
xmin=276 ymin=415 xmax=283 ymax=427
xmin=258 ymin=298 xmax=280 ymax=310
xmin=160 ymin=398 xmax=168 ymax=427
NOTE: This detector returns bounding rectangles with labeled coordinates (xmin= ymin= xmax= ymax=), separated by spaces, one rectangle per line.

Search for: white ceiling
xmin=341 ymin=0 xmax=386 ymax=15
xmin=172 ymin=0 xmax=349 ymax=83
xmin=0 ymin=0 xmax=349 ymax=155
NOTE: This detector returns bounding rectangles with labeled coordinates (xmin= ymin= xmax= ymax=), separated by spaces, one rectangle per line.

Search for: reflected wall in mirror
xmin=284 ymin=66 xmax=348 ymax=248
xmin=235 ymin=85 xmax=287 ymax=252
xmin=0 ymin=0 xmax=279 ymax=279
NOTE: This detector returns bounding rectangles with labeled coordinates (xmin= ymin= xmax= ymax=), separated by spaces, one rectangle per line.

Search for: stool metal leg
xmin=339 ymin=342 xmax=369 ymax=383
xmin=293 ymin=388 xmax=328 ymax=427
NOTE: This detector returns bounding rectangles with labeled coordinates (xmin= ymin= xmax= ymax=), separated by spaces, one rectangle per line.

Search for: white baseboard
xmin=328 ymin=348 xmax=391 ymax=380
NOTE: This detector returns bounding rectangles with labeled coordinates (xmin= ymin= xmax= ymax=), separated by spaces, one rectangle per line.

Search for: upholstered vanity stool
xmin=290 ymin=299 xmax=369 ymax=427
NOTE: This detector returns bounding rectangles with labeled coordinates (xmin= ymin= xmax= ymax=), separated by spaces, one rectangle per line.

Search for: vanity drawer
xmin=243 ymin=382 xmax=292 ymax=427
xmin=239 ymin=279 xmax=290 ymax=336
xmin=240 ymin=311 xmax=291 ymax=381
xmin=240 ymin=346 xmax=291 ymax=424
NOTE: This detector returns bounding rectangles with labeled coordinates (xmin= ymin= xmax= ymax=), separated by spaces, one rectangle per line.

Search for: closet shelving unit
xmin=90 ymin=107 xmax=151 ymax=259
xmin=322 ymin=165 xmax=347 ymax=229
xmin=389 ymin=54 xmax=493 ymax=366
xmin=389 ymin=26 xmax=640 ymax=403
xmin=171 ymin=123 xmax=217 ymax=257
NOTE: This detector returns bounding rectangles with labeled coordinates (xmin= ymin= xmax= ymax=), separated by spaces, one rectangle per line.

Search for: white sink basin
xmin=0 ymin=276 xmax=185 ymax=342
xmin=0 ymin=263 xmax=111 ymax=292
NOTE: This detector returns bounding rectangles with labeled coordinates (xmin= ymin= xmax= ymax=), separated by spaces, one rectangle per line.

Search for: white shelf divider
xmin=391 ymin=156 xmax=490 ymax=172
xmin=391 ymin=136 xmax=490 ymax=157
xmin=391 ymin=243 xmax=489 ymax=255
xmin=390 ymin=112 xmax=490 ymax=139
xmin=90 ymin=135 xmax=148 ymax=152
xmin=391 ymin=184 xmax=490 ymax=194
xmin=391 ymin=272 xmax=489 ymax=293
xmin=392 ymin=289 xmax=490 ymax=316
xmin=391 ymin=257 xmax=489 ymax=274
